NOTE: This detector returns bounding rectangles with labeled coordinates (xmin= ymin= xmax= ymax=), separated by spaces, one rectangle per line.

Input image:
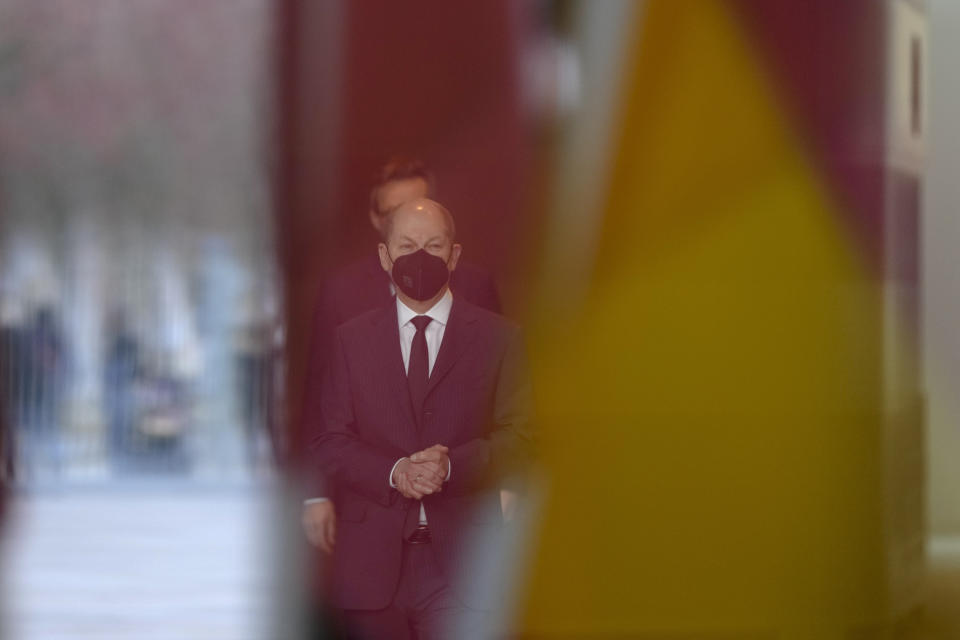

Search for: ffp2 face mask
xmin=389 ymin=248 xmax=450 ymax=301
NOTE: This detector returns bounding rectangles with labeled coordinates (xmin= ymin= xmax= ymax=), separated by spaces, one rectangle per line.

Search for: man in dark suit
xmin=302 ymin=158 xmax=500 ymax=552
xmin=311 ymin=198 xmax=534 ymax=639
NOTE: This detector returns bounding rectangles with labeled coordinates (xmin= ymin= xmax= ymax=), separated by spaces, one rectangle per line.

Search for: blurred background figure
xmin=102 ymin=309 xmax=140 ymax=471
xmin=235 ymin=300 xmax=280 ymax=475
xmin=0 ymin=290 xmax=23 ymax=514
xmin=0 ymin=294 xmax=26 ymax=484
xmin=16 ymin=306 xmax=66 ymax=482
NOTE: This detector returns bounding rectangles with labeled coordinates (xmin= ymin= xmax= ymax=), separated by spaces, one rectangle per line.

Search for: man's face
xmin=370 ymin=177 xmax=429 ymax=234
xmin=379 ymin=200 xmax=461 ymax=274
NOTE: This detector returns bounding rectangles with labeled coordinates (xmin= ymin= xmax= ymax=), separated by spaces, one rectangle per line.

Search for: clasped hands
xmin=392 ymin=444 xmax=449 ymax=500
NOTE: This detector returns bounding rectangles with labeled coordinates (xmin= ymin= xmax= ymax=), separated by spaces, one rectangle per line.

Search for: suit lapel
xmin=370 ymin=304 xmax=419 ymax=442
xmin=425 ymin=297 xmax=478 ymax=398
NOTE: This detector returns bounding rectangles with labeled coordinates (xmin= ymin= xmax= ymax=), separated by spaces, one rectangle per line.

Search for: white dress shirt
xmin=396 ymin=289 xmax=452 ymax=376
xmin=389 ymin=290 xmax=453 ymax=524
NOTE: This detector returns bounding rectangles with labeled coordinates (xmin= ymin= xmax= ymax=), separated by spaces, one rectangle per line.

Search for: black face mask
xmin=389 ymin=248 xmax=451 ymax=301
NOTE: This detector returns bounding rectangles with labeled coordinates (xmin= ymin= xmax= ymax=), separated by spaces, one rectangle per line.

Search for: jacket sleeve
xmin=300 ymin=281 xmax=338 ymax=499
xmin=446 ymin=326 xmax=536 ymax=496
xmin=311 ymin=327 xmax=403 ymax=507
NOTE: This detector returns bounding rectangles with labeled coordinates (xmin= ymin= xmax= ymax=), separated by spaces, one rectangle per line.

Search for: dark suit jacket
xmin=302 ymin=253 xmax=500 ymax=495
xmin=312 ymin=297 xmax=534 ymax=610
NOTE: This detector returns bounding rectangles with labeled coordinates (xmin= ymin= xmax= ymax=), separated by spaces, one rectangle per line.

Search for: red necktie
xmin=407 ymin=315 xmax=432 ymax=420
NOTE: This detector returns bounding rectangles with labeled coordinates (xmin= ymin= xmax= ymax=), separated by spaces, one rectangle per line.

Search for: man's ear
xmin=378 ymin=243 xmax=392 ymax=273
xmin=448 ymin=244 xmax=462 ymax=271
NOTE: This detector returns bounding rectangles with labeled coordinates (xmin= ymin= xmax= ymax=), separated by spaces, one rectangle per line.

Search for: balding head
xmin=382 ymin=198 xmax=457 ymax=245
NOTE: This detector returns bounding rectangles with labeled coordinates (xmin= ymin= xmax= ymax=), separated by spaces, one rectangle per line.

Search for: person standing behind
xmin=301 ymin=158 xmax=501 ymax=552
xmin=20 ymin=307 xmax=66 ymax=481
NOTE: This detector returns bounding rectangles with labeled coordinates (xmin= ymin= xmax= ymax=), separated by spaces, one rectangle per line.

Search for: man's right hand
xmin=392 ymin=449 xmax=447 ymax=500
xmin=302 ymin=501 xmax=336 ymax=554
xmin=409 ymin=444 xmax=450 ymax=479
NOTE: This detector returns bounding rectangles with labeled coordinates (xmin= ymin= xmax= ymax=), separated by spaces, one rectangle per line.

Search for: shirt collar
xmin=397 ymin=288 xmax=453 ymax=329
